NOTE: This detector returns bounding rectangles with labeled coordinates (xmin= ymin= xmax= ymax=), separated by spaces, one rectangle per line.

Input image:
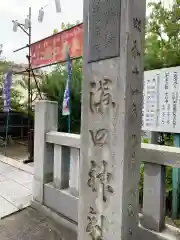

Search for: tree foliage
xmin=52 ymin=20 xmax=81 ymax=35
xmin=40 ymin=59 xmax=82 ymax=133
xmin=53 ymin=28 xmax=59 ymax=34
xmin=145 ymin=0 xmax=180 ymax=70
xmin=15 ymin=74 xmax=43 ymax=113
xmin=61 ymin=21 xmax=80 ymax=30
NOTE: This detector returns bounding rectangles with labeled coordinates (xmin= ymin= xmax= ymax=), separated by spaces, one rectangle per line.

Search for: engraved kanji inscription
xmin=87 ymin=160 xmax=114 ymax=203
xmin=90 ymin=78 xmax=115 ymax=114
xmin=133 ymin=17 xmax=142 ymax=32
xmin=129 ymin=134 xmax=138 ymax=147
xmin=129 ymin=151 xmax=136 ymax=169
xmin=131 ymin=40 xmax=140 ymax=59
xmin=131 ymin=151 xmax=136 ymax=160
xmin=88 ymin=161 xmax=98 ymax=192
xmin=86 ymin=207 xmax=104 ymax=240
xmin=97 ymin=160 xmax=114 ymax=202
xmin=131 ymin=102 xmax=138 ymax=118
xmin=89 ymin=129 xmax=108 ymax=146
xmin=129 ymin=228 xmax=133 ymax=235
xmin=88 ymin=0 xmax=121 ymax=62
xmin=128 ymin=204 xmax=134 ymax=216
xmin=132 ymin=66 xmax=139 ymax=75
xmin=131 ymin=88 xmax=140 ymax=96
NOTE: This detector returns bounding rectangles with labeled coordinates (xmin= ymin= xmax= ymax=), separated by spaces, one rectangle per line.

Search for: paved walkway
xmin=0 ymin=207 xmax=77 ymax=240
xmin=0 ymin=160 xmax=33 ymax=219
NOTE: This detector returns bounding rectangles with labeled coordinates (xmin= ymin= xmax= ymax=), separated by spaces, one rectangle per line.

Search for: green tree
xmin=40 ymin=58 xmax=82 ymax=133
xmin=145 ymin=0 xmax=180 ymax=70
xmin=52 ymin=20 xmax=80 ymax=34
xmin=53 ymin=28 xmax=59 ymax=34
xmin=61 ymin=21 xmax=80 ymax=30
xmin=15 ymin=74 xmax=43 ymax=113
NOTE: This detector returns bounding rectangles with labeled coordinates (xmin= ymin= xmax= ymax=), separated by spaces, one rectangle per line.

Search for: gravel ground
xmin=0 ymin=142 xmax=28 ymax=161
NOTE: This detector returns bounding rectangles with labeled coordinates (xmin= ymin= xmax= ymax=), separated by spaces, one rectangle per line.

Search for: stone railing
xmin=139 ymin=143 xmax=180 ymax=239
xmin=33 ymin=101 xmax=79 ymax=223
xmin=33 ymin=101 xmax=180 ymax=239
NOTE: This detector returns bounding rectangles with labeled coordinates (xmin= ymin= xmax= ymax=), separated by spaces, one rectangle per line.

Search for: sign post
xmin=78 ymin=0 xmax=146 ymax=239
xmin=172 ymin=134 xmax=180 ymax=219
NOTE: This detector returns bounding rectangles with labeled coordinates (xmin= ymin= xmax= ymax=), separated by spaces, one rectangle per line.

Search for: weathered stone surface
xmin=88 ymin=0 xmax=121 ymax=62
xmin=142 ymin=163 xmax=166 ymax=232
xmin=141 ymin=132 xmax=166 ymax=232
xmin=33 ymin=100 xmax=58 ymax=203
xmin=79 ymin=0 xmax=146 ymax=239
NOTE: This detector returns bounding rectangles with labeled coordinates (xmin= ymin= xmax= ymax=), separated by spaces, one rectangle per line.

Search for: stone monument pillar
xmin=78 ymin=0 xmax=146 ymax=239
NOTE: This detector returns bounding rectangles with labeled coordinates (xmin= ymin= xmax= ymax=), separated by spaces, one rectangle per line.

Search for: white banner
xmin=142 ymin=66 xmax=180 ymax=133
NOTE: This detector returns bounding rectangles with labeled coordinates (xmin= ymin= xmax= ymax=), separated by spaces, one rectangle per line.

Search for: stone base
xmin=31 ymin=200 xmax=77 ymax=234
xmin=43 ymin=183 xmax=78 ymax=222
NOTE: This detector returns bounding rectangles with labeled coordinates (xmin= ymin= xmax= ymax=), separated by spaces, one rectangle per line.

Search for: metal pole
xmin=30 ymin=65 xmax=42 ymax=99
xmin=4 ymin=111 xmax=10 ymax=156
xmin=25 ymin=7 xmax=32 ymax=163
xmin=68 ymin=79 xmax=70 ymax=133
xmin=29 ymin=6 xmax=32 ymax=161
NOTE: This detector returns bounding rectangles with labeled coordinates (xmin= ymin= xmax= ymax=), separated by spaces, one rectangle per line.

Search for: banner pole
xmin=68 ymin=112 xmax=70 ymax=133
xmin=67 ymin=48 xmax=71 ymax=134
xmin=68 ymin=78 xmax=71 ymax=133
xmin=4 ymin=111 xmax=10 ymax=156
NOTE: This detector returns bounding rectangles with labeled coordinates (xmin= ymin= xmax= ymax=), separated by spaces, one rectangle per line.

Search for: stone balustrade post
xmin=33 ymin=100 xmax=58 ymax=203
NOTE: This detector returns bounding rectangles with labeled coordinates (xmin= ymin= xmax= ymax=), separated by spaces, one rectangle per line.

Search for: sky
xmin=0 ymin=0 xmax=173 ymax=65
xmin=0 ymin=0 xmax=83 ymax=64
